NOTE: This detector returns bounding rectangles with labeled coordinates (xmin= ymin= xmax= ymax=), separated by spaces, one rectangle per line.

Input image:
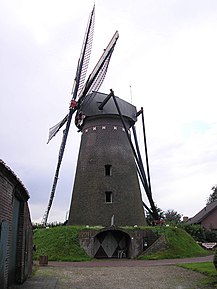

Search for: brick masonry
xmin=68 ymin=115 xmax=146 ymax=227
xmin=79 ymin=227 xmax=160 ymax=258
xmin=0 ymin=160 xmax=32 ymax=288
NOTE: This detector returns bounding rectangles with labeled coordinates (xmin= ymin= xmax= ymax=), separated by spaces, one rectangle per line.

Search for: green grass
xmin=33 ymin=226 xmax=92 ymax=261
xmin=178 ymin=262 xmax=217 ymax=288
xmin=179 ymin=262 xmax=216 ymax=277
xmin=138 ymin=226 xmax=210 ymax=260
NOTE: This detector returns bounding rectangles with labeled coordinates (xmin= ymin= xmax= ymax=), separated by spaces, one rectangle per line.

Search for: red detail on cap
xmin=70 ymin=100 xmax=77 ymax=108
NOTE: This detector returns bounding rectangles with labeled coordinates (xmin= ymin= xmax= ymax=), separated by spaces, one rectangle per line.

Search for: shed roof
xmin=188 ymin=200 xmax=217 ymax=224
xmin=0 ymin=159 xmax=30 ymax=200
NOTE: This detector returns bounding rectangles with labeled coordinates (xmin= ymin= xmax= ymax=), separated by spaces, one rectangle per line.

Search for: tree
xmin=145 ymin=207 xmax=182 ymax=226
xmin=206 ymin=185 xmax=217 ymax=205
xmin=164 ymin=209 xmax=181 ymax=224
xmin=145 ymin=206 xmax=164 ymax=226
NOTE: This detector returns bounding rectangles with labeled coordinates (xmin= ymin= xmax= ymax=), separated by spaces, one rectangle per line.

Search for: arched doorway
xmin=93 ymin=230 xmax=131 ymax=258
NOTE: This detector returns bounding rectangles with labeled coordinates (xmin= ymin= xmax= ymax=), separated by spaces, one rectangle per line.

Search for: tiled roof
xmin=188 ymin=200 xmax=217 ymax=224
xmin=0 ymin=159 xmax=30 ymax=198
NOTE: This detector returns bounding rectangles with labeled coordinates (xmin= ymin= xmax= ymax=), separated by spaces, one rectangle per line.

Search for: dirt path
xmin=31 ymin=256 xmax=215 ymax=289
xmin=10 ymin=256 xmax=214 ymax=289
xmin=37 ymin=265 xmax=212 ymax=289
xmin=47 ymin=254 xmax=213 ymax=268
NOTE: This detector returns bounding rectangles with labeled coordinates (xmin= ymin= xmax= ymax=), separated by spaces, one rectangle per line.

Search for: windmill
xmin=42 ymin=5 xmax=159 ymax=226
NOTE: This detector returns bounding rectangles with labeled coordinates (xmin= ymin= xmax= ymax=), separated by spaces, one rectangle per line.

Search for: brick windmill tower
xmin=67 ymin=91 xmax=146 ymax=226
xmin=43 ymin=6 xmax=159 ymax=228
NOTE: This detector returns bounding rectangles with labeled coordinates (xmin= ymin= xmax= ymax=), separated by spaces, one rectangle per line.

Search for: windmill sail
xmin=47 ymin=5 xmax=95 ymax=144
xmin=88 ymin=50 xmax=113 ymax=94
xmin=71 ymin=5 xmax=95 ymax=98
xmin=42 ymin=5 xmax=95 ymax=225
xmin=47 ymin=115 xmax=68 ymax=144
xmin=47 ymin=31 xmax=118 ymax=145
xmin=42 ymin=9 xmax=119 ymax=225
xmin=78 ymin=31 xmax=119 ymax=105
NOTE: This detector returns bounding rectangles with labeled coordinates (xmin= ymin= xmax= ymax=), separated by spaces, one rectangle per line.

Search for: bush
xmin=178 ymin=223 xmax=217 ymax=242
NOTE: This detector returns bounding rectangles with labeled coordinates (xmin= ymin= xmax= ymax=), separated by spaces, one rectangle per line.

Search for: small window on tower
xmin=105 ymin=191 xmax=112 ymax=203
xmin=105 ymin=164 xmax=112 ymax=176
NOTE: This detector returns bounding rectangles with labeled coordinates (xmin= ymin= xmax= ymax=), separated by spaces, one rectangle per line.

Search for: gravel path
xmin=33 ymin=256 xmax=215 ymax=289
xmin=10 ymin=256 xmax=213 ymax=289
xmin=37 ymin=265 xmax=211 ymax=289
xmin=48 ymin=255 xmax=213 ymax=268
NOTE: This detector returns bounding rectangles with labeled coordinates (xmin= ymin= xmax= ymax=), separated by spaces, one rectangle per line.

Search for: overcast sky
xmin=1 ymin=0 xmax=217 ymax=223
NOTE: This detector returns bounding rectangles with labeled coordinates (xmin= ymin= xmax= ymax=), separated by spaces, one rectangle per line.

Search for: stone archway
xmin=93 ymin=229 xmax=131 ymax=258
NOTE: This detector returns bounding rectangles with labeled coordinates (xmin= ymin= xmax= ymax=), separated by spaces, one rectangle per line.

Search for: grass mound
xmin=138 ymin=226 xmax=210 ymax=260
xmin=33 ymin=226 xmax=91 ymax=262
xmin=33 ymin=225 xmax=210 ymax=262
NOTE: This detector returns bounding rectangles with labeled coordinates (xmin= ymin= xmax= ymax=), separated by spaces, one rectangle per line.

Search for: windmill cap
xmin=76 ymin=91 xmax=137 ymax=128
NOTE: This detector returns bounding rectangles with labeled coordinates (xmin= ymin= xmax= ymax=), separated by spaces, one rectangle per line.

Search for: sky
xmin=1 ymin=0 xmax=217 ymax=223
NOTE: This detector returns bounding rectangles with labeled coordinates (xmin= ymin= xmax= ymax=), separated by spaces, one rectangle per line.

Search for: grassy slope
xmin=33 ymin=225 xmax=209 ymax=261
xmin=138 ymin=226 xmax=210 ymax=260
xmin=33 ymin=226 xmax=92 ymax=261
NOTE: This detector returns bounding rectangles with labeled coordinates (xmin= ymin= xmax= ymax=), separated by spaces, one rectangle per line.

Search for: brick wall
xmin=79 ymin=227 xmax=159 ymax=258
xmin=0 ymin=171 xmax=14 ymax=289
xmin=202 ymin=209 xmax=217 ymax=230
xmin=0 ymin=160 xmax=32 ymax=288
xmin=68 ymin=116 xmax=146 ymax=227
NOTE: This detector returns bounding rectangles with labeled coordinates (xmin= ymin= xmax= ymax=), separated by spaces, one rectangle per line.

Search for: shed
xmin=0 ymin=160 xmax=33 ymax=289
